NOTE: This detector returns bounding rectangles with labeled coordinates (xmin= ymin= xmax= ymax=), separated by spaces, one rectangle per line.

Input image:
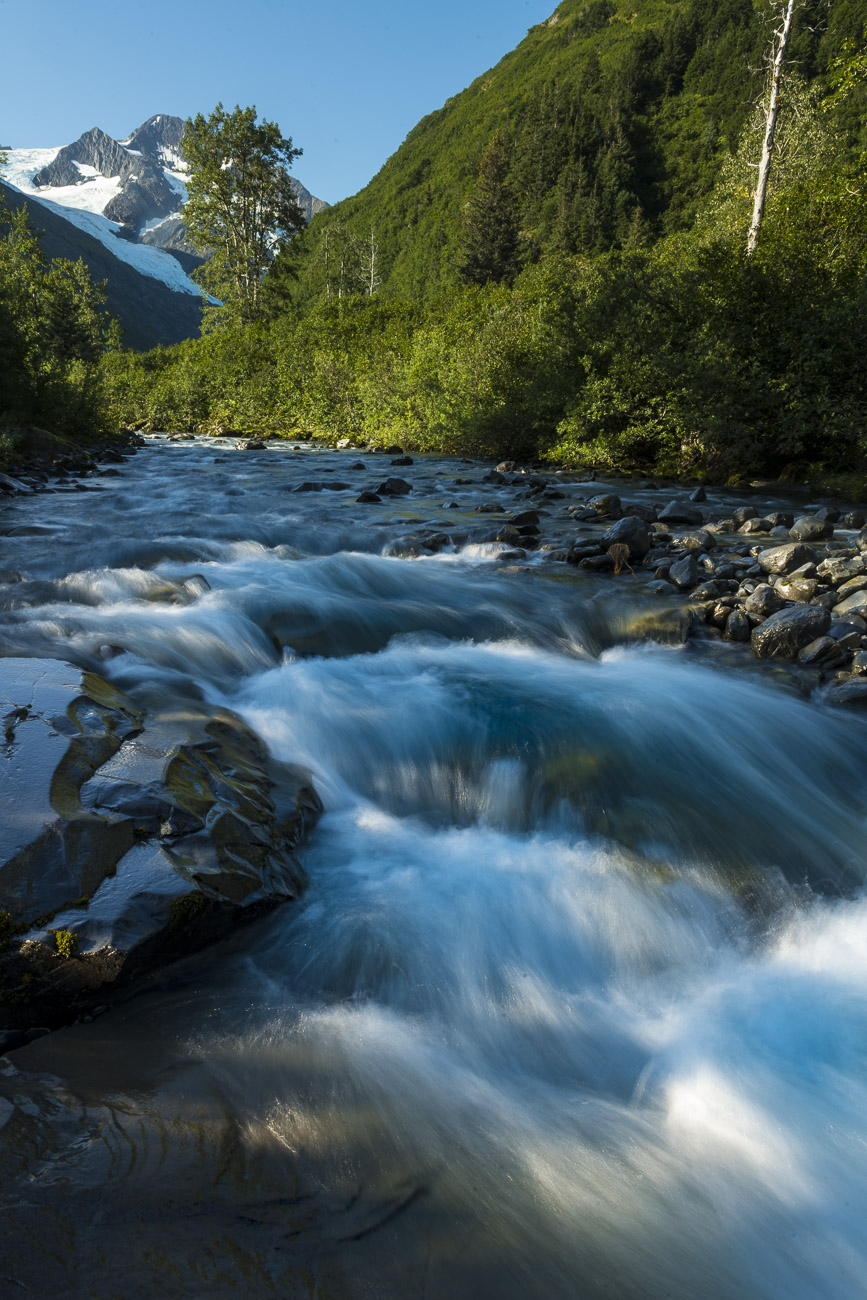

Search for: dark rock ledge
xmin=0 ymin=657 xmax=321 ymax=1043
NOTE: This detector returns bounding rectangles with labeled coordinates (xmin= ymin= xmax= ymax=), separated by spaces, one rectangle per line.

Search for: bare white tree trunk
xmin=367 ymin=226 xmax=380 ymax=296
xmin=747 ymin=0 xmax=797 ymax=255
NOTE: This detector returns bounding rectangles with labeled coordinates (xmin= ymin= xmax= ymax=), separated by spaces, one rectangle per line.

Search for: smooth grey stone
xmin=757 ymin=543 xmax=817 ymax=576
xmin=601 ymin=515 xmax=651 ymax=557
xmin=789 ymin=516 xmax=834 ymax=542
xmin=751 ymin=605 xmax=831 ymax=659
xmin=669 ymin=552 xmax=699 ymax=589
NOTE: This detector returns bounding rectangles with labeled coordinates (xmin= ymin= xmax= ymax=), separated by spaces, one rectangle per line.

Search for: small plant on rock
xmin=54 ymin=930 xmax=79 ymax=959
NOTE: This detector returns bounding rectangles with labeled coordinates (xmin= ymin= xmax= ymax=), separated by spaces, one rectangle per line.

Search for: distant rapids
xmin=1 ymin=437 xmax=866 ymax=1299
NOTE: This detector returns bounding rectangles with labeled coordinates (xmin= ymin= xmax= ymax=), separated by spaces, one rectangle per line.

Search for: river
xmin=1 ymin=438 xmax=866 ymax=1298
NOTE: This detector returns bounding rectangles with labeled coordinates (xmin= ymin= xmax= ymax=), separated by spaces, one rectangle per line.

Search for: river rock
xmin=835 ymin=574 xmax=867 ymax=599
xmin=357 ymin=491 xmax=382 ymax=503
xmin=822 ymin=678 xmax=867 ymax=710
xmin=775 ymin=579 xmax=818 ymax=603
xmin=620 ymin=502 xmax=657 ymax=523
xmin=741 ymin=517 xmax=772 ymax=534
xmin=658 ymin=501 xmax=704 ymax=525
xmin=818 ymin=558 xmax=864 ymax=585
xmin=578 ymin=554 xmax=615 ymax=571
xmin=692 ymin=581 xmax=726 ymax=600
xmin=669 ymin=552 xmax=699 ymax=589
xmin=798 ymin=636 xmax=847 ymax=667
xmin=725 ymin=609 xmax=751 ymax=642
xmin=731 ymin=505 xmax=758 ymax=526
xmin=828 ymin=622 xmax=862 ymax=652
xmin=689 ymin=486 xmax=707 ymax=502
xmin=756 ymin=542 xmax=816 ymax=576
xmin=744 ymin=584 xmax=784 ymax=618
xmin=601 ymin=515 xmax=651 ymax=557
xmin=786 ymin=562 xmax=819 ymax=582
xmin=588 ymin=494 xmax=621 ymax=519
xmin=678 ymin=528 xmax=715 ymax=550
xmin=376 ymin=477 xmax=413 ymax=496
xmin=839 ymin=512 xmax=865 ymax=529
xmin=495 ymin=525 xmax=522 ymax=547
xmin=0 ymin=658 xmax=321 ymax=1030
xmin=833 ymin=589 xmax=867 ymax=618
xmin=789 ymin=516 xmax=834 ymax=542
xmin=751 ymin=605 xmax=831 ymax=659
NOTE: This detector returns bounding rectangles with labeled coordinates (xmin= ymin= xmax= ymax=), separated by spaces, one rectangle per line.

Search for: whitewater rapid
xmin=1 ymin=438 xmax=866 ymax=1298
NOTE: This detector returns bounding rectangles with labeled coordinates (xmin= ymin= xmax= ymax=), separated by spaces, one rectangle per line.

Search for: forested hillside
xmin=277 ymin=0 xmax=866 ymax=303
xmin=5 ymin=0 xmax=867 ymax=485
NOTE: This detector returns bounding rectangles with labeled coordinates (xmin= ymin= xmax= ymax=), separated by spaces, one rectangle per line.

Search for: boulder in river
xmin=822 ymin=678 xmax=867 ymax=710
xmin=375 ymin=477 xmax=413 ymax=496
xmin=756 ymin=542 xmax=816 ymax=576
xmin=587 ymin=494 xmax=621 ymax=519
xmin=601 ymin=515 xmax=651 ymax=557
xmin=751 ymin=605 xmax=831 ymax=659
xmin=744 ymin=584 xmax=784 ymax=619
xmin=775 ymin=578 xmax=818 ymax=603
xmin=833 ymin=589 xmax=867 ymax=618
xmin=669 ymin=552 xmax=699 ymax=589
xmin=658 ymin=501 xmax=704 ymax=525
xmin=799 ymin=636 xmax=847 ymax=667
xmin=789 ymin=516 xmax=834 ymax=543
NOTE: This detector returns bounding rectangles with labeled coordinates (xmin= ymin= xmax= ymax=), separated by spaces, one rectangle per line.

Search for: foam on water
xmin=3 ymin=440 xmax=867 ymax=1296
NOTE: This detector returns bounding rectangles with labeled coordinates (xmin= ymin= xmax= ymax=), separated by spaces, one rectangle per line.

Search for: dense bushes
xmin=0 ymin=199 xmax=113 ymax=438
xmin=102 ymin=160 xmax=867 ymax=481
xmin=101 ymin=42 xmax=867 ymax=483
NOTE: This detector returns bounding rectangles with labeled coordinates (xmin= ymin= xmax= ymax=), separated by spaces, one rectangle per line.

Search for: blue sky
xmin=0 ymin=0 xmax=556 ymax=203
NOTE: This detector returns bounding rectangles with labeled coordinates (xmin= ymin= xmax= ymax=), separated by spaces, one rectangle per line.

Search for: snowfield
xmin=3 ymin=147 xmax=203 ymax=299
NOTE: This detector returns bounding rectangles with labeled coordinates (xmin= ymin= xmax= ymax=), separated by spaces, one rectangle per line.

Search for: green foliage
xmin=53 ymin=929 xmax=79 ymax=959
xmin=0 ymin=911 xmax=26 ymax=954
xmin=184 ymin=104 xmax=305 ymax=326
xmin=458 ymin=133 xmax=522 ymax=285
xmin=0 ymin=197 xmax=113 ymax=437
xmin=168 ymin=891 xmax=212 ymax=930
xmin=101 ymin=2 xmax=867 ymax=485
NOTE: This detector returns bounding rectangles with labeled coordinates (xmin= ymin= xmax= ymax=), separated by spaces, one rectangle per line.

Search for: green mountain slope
xmin=282 ymin=0 xmax=864 ymax=304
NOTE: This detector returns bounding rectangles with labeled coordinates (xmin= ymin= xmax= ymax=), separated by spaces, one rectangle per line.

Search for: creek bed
xmin=1 ymin=437 xmax=866 ymax=1299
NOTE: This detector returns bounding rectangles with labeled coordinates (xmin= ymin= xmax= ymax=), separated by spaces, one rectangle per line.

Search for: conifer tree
xmin=457 ymin=134 xmax=521 ymax=285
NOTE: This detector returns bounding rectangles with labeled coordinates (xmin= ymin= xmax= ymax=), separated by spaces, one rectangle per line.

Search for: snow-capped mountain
xmin=3 ymin=114 xmax=328 ymax=300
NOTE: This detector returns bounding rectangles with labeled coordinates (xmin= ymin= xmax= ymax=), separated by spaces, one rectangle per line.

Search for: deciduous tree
xmin=183 ymin=104 xmax=305 ymax=323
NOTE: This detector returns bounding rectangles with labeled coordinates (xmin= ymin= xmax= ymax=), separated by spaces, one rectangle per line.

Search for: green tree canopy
xmin=457 ymin=133 xmax=522 ymax=286
xmin=183 ymin=104 xmax=305 ymax=324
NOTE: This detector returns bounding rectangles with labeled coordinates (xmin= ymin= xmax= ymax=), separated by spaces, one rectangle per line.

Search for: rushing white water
xmin=2 ymin=439 xmax=867 ymax=1297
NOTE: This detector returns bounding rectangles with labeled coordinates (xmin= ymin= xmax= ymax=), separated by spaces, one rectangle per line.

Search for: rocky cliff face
xmin=31 ymin=114 xmax=327 ymax=243
xmin=122 ymin=112 xmax=187 ymax=167
xmin=32 ymin=125 xmax=180 ymax=232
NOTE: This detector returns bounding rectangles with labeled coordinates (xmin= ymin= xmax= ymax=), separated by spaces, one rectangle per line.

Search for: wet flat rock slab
xmin=0 ymin=656 xmax=320 ymax=1033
